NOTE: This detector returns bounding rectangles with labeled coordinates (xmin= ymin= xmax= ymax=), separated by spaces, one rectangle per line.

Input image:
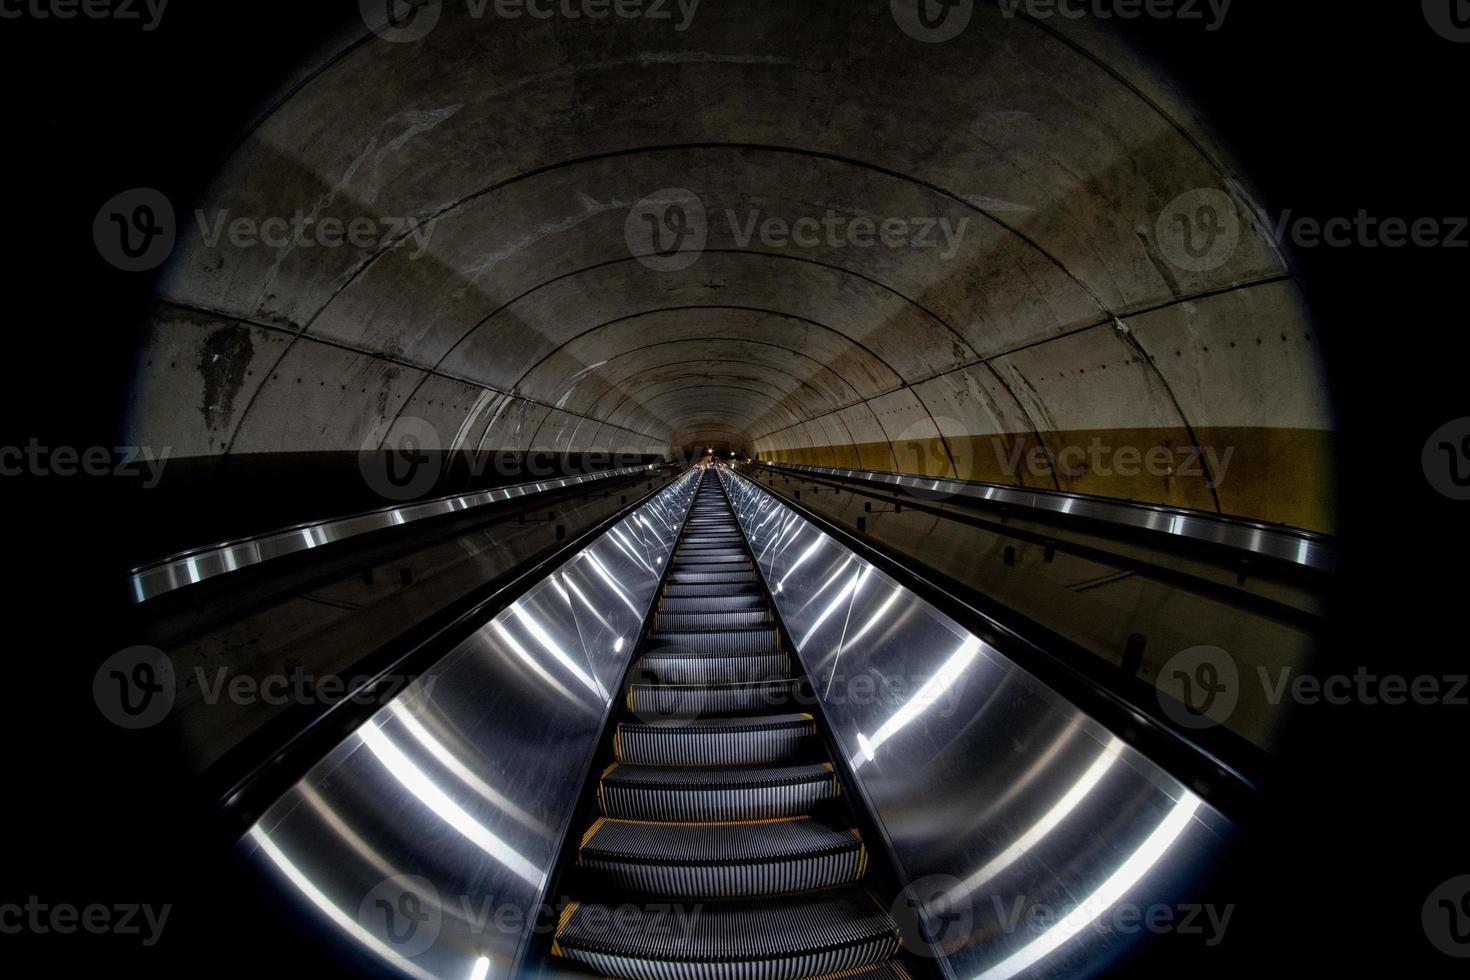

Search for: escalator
xmin=550 ymin=467 xmax=913 ymax=980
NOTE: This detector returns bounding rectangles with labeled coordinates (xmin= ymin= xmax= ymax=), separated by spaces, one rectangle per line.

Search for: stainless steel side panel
xmin=720 ymin=467 xmax=1232 ymax=980
xmin=238 ymin=470 xmax=698 ymax=980
xmin=757 ymin=460 xmax=1332 ymax=572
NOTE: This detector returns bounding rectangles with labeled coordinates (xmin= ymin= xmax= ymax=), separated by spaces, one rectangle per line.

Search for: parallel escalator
xmin=551 ymin=467 xmax=913 ymax=980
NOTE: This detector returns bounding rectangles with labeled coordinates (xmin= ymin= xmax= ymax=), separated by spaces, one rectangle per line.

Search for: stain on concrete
xmin=198 ymin=325 xmax=255 ymax=438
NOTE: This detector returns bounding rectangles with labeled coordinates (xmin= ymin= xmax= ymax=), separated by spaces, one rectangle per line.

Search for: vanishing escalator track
xmin=550 ymin=467 xmax=913 ymax=980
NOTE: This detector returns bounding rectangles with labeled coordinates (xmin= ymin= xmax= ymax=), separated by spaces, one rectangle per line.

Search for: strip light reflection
xmin=491 ymin=620 xmax=579 ymax=704
xmin=854 ymin=636 xmax=981 ymax=767
xmin=946 ymin=738 xmax=1124 ymax=901
xmin=247 ymin=826 xmax=438 ymax=980
xmin=512 ymin=606 xmax=605 ymax=699
xmin=359 ymin=725 xmax=543 ymax=886
xmin=386 ymin=701 xmax=550 ymax=836
xmin=798 ymin=563 xmax=865 ymax=649
xmin=971 ymin=792 xmax=1204 ymax=980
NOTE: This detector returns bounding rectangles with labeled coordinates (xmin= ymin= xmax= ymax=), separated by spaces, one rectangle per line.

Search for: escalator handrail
xmin=129 ymin=461 xmax=671 ymax=603
xmin=755 ymin=460 xmax=1335 ymax=573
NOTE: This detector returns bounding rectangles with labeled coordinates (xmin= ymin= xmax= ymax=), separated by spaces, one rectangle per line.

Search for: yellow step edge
xmin=592 ymin=815 xmax=812 ymax=829
xmin=554 ymin=900 xmax=580 ymax=936
xmin=810 ymin=960 xmax=909 ymax=980
xmin=578 ymin=817 xmax=607 ymax=851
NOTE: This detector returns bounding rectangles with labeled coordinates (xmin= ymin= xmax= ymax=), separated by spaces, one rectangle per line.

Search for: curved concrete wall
xmin=125 ymin=1 xmax=1334 ymax=532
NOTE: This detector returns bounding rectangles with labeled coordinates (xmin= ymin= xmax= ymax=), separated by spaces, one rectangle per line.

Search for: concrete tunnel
xmin=124 ymin=1 xmax=1334 ymax=534
xmin=62 ymin=2 xmax=1361 ymax=979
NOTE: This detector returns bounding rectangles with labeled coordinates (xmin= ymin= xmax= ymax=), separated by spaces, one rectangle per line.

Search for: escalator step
xmin=654 ymin=610 xmax=770 ymax=632
xmin=627 ymin=679 xmax=798 ymax=718
xmin=579 ymin=816 xmax=865 ymax=898
xmin=598 ymin=762 xmax=839 ymax=821
xmin=671 ymin=554 xmax=751 ymax=566
xmin=646 ymin=629 xmax=779 ymax=655
xmin=660 ymin=594 xmax=767 ymax=613
xmin=663 ymin=583 xmax=762 ymax=598
xmin=553 ymin=888 xmax=900 ymax=980
xmin=666 ymin=570 xmax=757 ymax=585
xmin=614 ymin=713 xmax=815 ymax=766
xmin=635 ymin=651 xmax=788 ymax=685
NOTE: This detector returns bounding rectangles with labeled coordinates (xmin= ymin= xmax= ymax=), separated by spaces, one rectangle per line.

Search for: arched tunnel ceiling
xmin=128 ymin=0 xmax=1334 ymax=531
